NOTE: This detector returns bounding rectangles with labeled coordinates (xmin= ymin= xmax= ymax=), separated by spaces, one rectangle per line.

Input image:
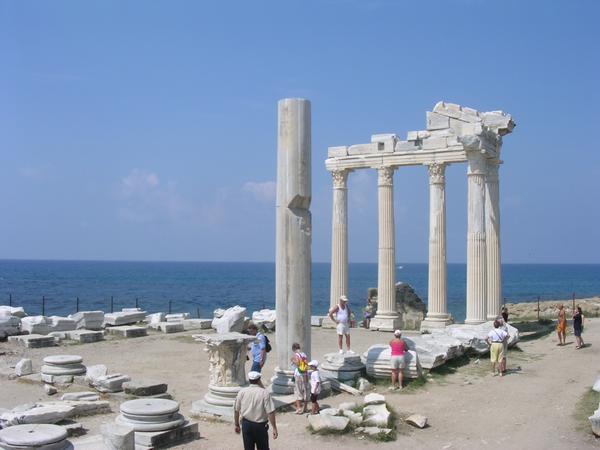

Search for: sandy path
xmin=1 ymin=320 xmax=599 ymax=449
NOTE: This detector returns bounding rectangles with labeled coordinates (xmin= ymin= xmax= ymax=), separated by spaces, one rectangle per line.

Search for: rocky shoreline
xmin=505 ymin=296 xmax=600 ymax=321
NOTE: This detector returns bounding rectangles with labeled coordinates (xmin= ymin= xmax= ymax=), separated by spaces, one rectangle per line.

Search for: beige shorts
xmin=336 ymin=323 xmax=349 ymax=336
xmin=390 ymin=355 xmax=405 ymax=369
xmin=490 ymin=342 xmax=504 ymax=363
xmin=294 ymin=374 xmax=309 ymax=401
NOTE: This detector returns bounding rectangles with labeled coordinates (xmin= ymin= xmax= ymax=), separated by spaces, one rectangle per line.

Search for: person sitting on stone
xmin=247 ymin=323 xmax=267 ymax=373
xmin=389 ymin=329 xmax=406 ymax=390
xmin=328 ymin=295 xmax=352 ymax=354
xmin=290 ymin=342 xmax=309 ymax=414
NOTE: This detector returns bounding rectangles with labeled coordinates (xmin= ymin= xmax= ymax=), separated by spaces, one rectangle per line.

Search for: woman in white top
xmin=328 ymin=295 xmax=352 ymax=354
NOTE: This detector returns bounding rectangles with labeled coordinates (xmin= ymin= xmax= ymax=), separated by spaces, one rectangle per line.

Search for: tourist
xmin=486 ymin=320 xmax=508 ymax=376
xmin=308 ymin=360 xmax=321 ymax=415
xmin=556 ymin=305 xmax=567 ymax=346
xmin=501 ymin=306 xmax=509 ymax=323
xmin=290 ymin=342 xmax=309 ymax=414
xmin=363 ymin=297 xmax=375 ymax=329
xmin=234 ymin=371 xmax=278 ymax=450
xmin=389 ymin=329 xmax=406 ymax=390
xmin=248 ymin=323 xmax=267 ymax=373
xmin=328 ymin=295 xmax=352 ymax=354
xmin=573 ymin=306 xmax=585 ymax=349
xmin=499 ymin=316 xmax=510 ymax=374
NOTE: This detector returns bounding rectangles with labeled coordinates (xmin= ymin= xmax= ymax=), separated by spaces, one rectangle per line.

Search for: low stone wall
xmin=506 ymin=296 xmax=600 ymax=321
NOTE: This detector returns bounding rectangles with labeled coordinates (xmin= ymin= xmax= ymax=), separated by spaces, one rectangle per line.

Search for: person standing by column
xmin=389 ymin=330 xmax=406 ymax=390
xmin=234 ymin=371 xmax=278 ymax=450
xmin=247 ymin=323 xmax=267 ymax=373
xmin=328 ymin=295 xmax=352 ymax=353
xmin=290 ymin=342 xmax=309 ymax=414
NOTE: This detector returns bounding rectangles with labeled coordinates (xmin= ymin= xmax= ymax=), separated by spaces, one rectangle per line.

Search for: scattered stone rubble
xmin=211 ymin=306 xmax=246 ymax=333
xmin=251 ymin=309 xmax=276 ymax=331
xmin=103 ymin=308 xmax=147 ymax=327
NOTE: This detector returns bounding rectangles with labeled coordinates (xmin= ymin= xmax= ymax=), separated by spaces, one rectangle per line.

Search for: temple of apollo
xmin=325 ymin=101 xmax=515 ymax=331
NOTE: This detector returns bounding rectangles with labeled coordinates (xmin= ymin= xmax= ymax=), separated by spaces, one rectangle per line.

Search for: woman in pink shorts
xmin=389 ymin=330 xmax=406 ymax=390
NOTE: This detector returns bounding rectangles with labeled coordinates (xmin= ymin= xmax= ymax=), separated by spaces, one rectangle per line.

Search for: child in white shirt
xmin=308 ymin=360 xmax=321 ymax=414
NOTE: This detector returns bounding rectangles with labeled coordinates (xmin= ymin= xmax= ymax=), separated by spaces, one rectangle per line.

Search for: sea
xmin=0 ymin=260 xmax=599 ymax=322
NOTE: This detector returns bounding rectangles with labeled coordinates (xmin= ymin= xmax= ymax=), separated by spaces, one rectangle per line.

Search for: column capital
xmin=427 ymin=162 xmax=446 ymax=184
xmin=467 ymin=151 xmax=487 ymax=176
xmin=331 ymin=169 xmax=349 ymax=189
xmin=377 ymin=166 xmax=395 ymax=186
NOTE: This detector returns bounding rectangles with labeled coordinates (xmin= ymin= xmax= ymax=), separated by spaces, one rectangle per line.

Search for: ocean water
xmin=0 ymin=260 xmax=599 ymax=322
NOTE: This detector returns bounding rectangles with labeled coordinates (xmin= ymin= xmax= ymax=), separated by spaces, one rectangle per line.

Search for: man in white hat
xmin=328 ymin=295 xmax=352 ymax=354
xmin=234 ymin=371 xmax=278 ymax=450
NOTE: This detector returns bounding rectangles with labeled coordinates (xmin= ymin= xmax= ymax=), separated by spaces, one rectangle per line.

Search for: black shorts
xmin=310 ymin=393 xmax=318 ymax=403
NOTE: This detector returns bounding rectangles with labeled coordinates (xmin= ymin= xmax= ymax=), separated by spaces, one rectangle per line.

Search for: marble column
xmin=370 ymin=166 xmax=401 ymax=331
xmin=486 ymin=161 xmax=502 ymax=320
xmin=421 ymin=163 xmax=453 ymax=330
xmin=272 ymin=98 xmax=312 ymax=394
xmin=321 ymin=169 xmax=350 ymax=329
xmin=465 ymin=151 xmax=488 ymax=324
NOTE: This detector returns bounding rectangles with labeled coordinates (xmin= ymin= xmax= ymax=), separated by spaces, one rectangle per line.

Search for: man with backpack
xmin=248 ymin=323 xmax=270 ymax=373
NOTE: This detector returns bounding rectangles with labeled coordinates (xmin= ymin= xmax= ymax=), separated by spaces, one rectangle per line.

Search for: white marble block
xmin=211 ymin=306 xmax=246 ymax=334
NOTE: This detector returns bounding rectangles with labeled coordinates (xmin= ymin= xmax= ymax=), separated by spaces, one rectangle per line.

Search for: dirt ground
xmin=1 ymin=319 xmax=599 ymax=450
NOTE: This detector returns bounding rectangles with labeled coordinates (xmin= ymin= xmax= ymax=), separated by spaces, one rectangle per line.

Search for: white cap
xmin=309 ymin=360 xmax=319 ymax=367
xmin=248 ymin=371 xmax=262 ymax=381
xmin=339 ymin=295 xmax=349 ymax=302
xmin=394 ymin=329 xmax=401 ymax=336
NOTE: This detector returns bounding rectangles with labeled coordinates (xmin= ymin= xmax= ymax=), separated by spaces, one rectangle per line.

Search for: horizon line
xmin=0 ymin=258 xmax=599 ymax=265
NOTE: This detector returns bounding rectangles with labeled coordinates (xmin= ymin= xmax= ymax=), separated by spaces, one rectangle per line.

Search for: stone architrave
xmin=322 ymin=169 xmax=350 ymax=329
xmin=422 ymin=163 xmax=453 ymax=330
xmin=485 ymin=161 xmax=502 ymax=320
xmin=465 ymin=150 xmax=488 ymax=324
xmin=272 ymin=98 xmax=312 ymax=394
xmin=370 ymin=167 xmax=401 ymax=331
xmin=191 ymin=332 xmax=256 ymax=420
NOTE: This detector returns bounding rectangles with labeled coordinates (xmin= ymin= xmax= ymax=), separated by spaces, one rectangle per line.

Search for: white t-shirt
xmin=310 ymin=370 xmax=321 ymax=394
xmin=488 ymin=328 xmax=508 ymax=343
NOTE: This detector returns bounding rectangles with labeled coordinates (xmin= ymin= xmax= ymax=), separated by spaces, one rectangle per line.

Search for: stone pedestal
xmin=422 ymin=163 xmax=453 ymax=331
xmin=371 ymin=167 xmax=401 ymax=332
xmin=320 ymin=352 xmax=365 ymax=382
xmin=274 ymin=98 xmax=312 ymax=384
xmin=190 ymin=332 xmax=256 ymax=420
xmin=0 ymin=424 xmax=71 ymax=450
xmin=465 ymin=151 xmax=487 ymax=324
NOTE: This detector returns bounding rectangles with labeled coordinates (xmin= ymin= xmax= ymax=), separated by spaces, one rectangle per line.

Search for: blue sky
xmin=1 ymin=0 xmax=599 ymax=263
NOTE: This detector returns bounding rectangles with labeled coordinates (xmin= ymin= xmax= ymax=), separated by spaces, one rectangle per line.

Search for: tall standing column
xmin=329 ymin=169 xmax=349 ymax=308
xmin=370 ymin=166 xmax=401 ymax=331
xmin=465 ymin=151 xmax=488 ymax=324
xmin=272 ymin=98 xmax=311 ymax=394
xmin=486 ymin=161 xmax=502 ymax=320
xmin=421 ymin=163 xmax=453 ymax=330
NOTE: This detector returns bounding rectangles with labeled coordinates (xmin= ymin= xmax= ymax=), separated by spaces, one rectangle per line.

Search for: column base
xmin=464 ymin=318 xmax=486 ymax=325
xmin=320 ymin=316 xmax=337 ymax=329
xmin=369 ymin=315 xmax=402 ymax=332
xmin=270 ymin=368 xmax=294 ymax=395
xmin=420 ymin=315 xmax=454 ymax=332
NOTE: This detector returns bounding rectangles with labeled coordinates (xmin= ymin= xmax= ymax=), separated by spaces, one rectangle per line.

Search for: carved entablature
xmin=324 ymin=101 xmax=515 ymax=172
xmin=428 ymin=163 xmax=446 ymax=184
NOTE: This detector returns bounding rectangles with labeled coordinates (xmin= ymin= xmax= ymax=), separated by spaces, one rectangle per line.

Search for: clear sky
xmin=1 ymin=0 xmax=599 ymax=263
